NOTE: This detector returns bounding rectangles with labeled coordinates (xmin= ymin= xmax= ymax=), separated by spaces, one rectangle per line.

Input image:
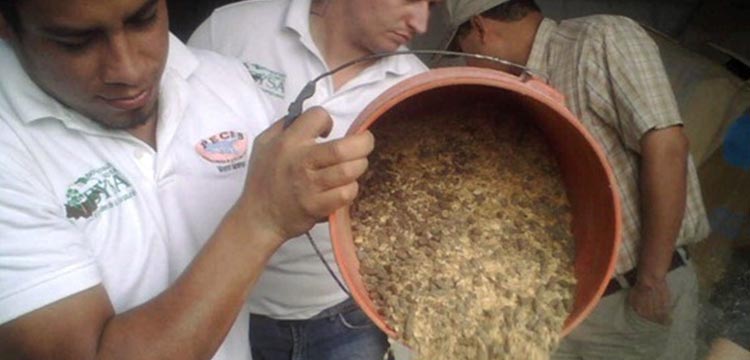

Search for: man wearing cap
xmin=0 ymin=0 xmax=374 ymax=359
xmin=437 ymin=0 xmax=710 ymax=359
xmin=189 ymin=1 xmax=439 ymax=358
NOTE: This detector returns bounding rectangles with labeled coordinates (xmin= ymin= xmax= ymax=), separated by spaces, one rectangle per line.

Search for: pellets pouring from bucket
xmin=350 ymin=96 xmax=577 ymax=359
xmin=328 ymin=66 xmax=622 ymax=360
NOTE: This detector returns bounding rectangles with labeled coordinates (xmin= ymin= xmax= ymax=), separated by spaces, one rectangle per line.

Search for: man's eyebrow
xmin=39 ymin=0 xmax=159 ymax=38
xmin=127 ymin=0 xmax=159 ymax=22
xmin=39 ymin=25 xmax=99 ymax=38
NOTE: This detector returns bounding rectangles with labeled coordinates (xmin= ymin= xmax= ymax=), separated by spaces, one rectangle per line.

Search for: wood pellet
xmin=351 ymin=108 xmax=577 ymax=360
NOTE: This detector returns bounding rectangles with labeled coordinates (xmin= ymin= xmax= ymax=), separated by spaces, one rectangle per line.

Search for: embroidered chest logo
xmin=244 ymin=62 xmax=285 ymax=98
xmin=195 ymin=131 xmax=248 ymax=173
xmin=64 ymin=164 xmax=136 ymax=220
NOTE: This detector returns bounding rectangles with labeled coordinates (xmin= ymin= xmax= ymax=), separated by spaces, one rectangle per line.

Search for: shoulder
xmin=189 ymin=46 xmax=265 ymax=96
xmin=188 ymin=0 xmax=288 ymax=52
xmin=0 ymin=115 xmax=28 ymax=165
xmin=184 ymin=47 xmax=273 ymax=126
xmin=204 ymin=0 xmax=287 ymax=28
xmin=560 ymin=15 xmax=658 ymax=71
xmin=166 ymin=36 xmax=251 ymax=86
xmin=190 ymin=47 xmax=250 ymax=79
xmin=213 ymin=0 xmax=285 ymax=15
xmin=579 ymin=15 xmax=642 ymax=29
xmin=568 ymin=15 xmax=651 ymax=44
xmin=0 ymin=119 xmax=53 ymax=216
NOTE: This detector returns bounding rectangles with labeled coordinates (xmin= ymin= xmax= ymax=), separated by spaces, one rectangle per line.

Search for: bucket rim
xmin=329 ymin=66 xmax=623 ymax=340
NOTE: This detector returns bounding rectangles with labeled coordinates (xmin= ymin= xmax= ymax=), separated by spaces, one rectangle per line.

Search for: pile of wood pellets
xmin=351 ymin=106 xmax=577 ymax=360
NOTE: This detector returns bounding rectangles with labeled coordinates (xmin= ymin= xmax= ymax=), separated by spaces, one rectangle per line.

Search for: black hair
xmin=456 ymin=0 xmax=541 ymax=39
xmin=0 ymin=0 xmax=21 ymax=33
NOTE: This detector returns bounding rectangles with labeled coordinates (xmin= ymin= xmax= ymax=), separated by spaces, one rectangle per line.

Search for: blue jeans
xmin=249 ymin=298 xmax=390 ymax=360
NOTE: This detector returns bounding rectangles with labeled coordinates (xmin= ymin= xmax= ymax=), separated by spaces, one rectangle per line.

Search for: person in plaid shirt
xmin=438 ymin=0 xmax=711 ymax=359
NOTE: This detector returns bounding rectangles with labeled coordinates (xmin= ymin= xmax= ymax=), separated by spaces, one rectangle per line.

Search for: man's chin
xmin=91 ymin=107 xmax=156 ymax=130
xmin=103 ymin=116 xmax=151 ymax=130
xmin=97 ymin=97 xmax=159 ymax=130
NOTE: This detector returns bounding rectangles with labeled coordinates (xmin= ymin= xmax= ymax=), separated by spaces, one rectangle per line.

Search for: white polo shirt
xmin=189 ymin=0 xmax=428 ymax=320
xmin=0 ymin=36 xmax=271 ymax=360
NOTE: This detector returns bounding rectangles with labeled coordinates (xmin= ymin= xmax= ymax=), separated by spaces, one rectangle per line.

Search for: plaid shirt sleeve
xmin=585 ymin=17 xmax=683 ymax=154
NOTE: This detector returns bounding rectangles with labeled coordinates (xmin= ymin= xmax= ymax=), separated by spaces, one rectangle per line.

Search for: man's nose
xmin=101 ymin=32 xmax=141 ymax=85
xmin=407 ymin=1 xmax=430 ymax=35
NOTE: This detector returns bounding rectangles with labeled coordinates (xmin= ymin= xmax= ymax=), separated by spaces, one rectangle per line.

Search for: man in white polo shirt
xmin=0 ymin=0 xmax=374 ymax=359
xmin=189 ymin=0 xmax=438 ymax=358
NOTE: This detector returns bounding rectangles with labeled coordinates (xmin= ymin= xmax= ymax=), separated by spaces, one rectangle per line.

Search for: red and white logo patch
xmin=195 ymin=131 xmax=248 ymax=163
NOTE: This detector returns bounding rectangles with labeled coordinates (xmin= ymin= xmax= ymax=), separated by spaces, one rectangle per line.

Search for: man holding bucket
xmin=436 ymin=0 xmax=710 ymax=359
xmin=189 ymin=0 xmax=440 ymax=358
xmin=0 ymin=0 xmax=375 ymax=359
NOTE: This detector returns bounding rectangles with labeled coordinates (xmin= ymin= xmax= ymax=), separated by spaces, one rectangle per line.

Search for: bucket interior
xmin=332 ymin=81 xmax=620 ymax=337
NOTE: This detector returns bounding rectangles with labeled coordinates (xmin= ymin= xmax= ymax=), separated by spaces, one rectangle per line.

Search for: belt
xmin=250 ymin=297 xmax=356 ymax=324
xmin=603 ymin=247 xmax=689 ymax=297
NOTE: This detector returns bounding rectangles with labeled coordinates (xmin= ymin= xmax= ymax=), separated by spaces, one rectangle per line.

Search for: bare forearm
xmin=637 ymin=127 xmax=689 ymax=284
xmin=0 ymin=110 xmax=372 ymax=360
xmin=96 ymin=206 xmax=281 ymax=360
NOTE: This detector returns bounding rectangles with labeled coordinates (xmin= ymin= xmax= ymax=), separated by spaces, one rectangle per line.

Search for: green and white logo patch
xmin=65 ymin=164 xmax=136 ymax=220
xmin=244 ymin=63 xmax=286 ymax=98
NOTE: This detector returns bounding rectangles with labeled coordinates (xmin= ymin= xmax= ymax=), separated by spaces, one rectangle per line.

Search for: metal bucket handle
xmin=282 ymin=50 xmax=546 ymax=128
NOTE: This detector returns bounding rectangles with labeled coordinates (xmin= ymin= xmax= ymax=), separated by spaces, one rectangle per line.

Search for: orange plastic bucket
xmin=329 ymin=67 xmax=621 ymax=338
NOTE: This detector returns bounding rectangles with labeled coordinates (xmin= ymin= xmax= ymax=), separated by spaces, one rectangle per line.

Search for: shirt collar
xmin=526 ymin=18 xmax=557 ymax=78
xmin=284 ymin=0 xmax=318 ymax=55
xmin=0 ymin=34 xmax=197 ymax=132
xmin=166 ymin=33 xmax=199 ymax=80
xmin=356 ymin=46 xmax=423 ymax=83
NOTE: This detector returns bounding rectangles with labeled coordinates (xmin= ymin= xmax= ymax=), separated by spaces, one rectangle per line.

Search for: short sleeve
xmin=585 ymin=18 xmax=683 ymax=153
xmin=0 ymin=130 xmax=101 ymax=324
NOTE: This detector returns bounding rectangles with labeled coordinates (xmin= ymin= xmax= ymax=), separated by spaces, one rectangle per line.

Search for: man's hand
xmin=627 ymin=279 xmax=672 ymax=325
xmin=239 ymin=107 xmax=374 ymax=242
xmin=0 ymin=108 xmax=374 ymax=360
xmin=630 ymin=125 xmax=688 ymax=326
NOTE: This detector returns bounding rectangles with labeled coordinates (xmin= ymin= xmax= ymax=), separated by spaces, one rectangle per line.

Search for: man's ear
xmin=470 ymin=15 xmax=487 ymax=43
